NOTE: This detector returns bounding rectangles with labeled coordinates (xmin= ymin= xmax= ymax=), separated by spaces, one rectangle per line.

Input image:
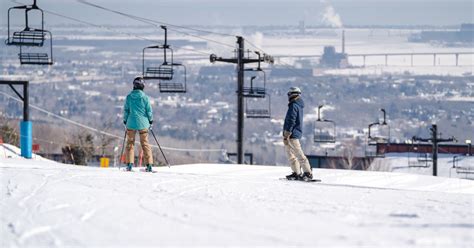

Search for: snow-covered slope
xmin=1 ymin=157 xmax=473 ymax=247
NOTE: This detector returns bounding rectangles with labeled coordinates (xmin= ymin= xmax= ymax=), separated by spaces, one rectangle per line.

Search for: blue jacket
xmin=283 ymin=97 xmax=304 ymax=139
xmin=123 ymin=90 xmax=153 ymax=130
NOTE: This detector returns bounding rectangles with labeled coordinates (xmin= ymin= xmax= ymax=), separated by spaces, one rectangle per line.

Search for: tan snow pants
xmin=284 ymin=138 xmax=312 ymax=174
xmin=125 ymin=129 xmax=153 ymax=165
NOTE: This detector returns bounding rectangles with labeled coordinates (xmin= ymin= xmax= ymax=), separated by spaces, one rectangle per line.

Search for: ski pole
xmin=149 ymin=128 xmax=170 ymax=167
xmin=119 ymin=129 xmax=127 ymax=170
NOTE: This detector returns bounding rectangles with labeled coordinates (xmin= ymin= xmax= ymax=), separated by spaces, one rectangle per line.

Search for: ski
xmin=279 ymin=178 xmax=321 ymax=183
xmin=119 ymin=168 xmax=157 ymax=173
xmin=138 ymin=168 xmax=158 ymax=173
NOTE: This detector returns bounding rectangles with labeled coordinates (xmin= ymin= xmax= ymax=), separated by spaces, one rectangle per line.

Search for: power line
xmin=0 ymin=91 xmax=225 ymax=153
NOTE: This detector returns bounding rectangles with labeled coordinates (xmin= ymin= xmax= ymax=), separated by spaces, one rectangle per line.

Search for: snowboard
xmin=280 ymin=178 xmax=321 ymax=183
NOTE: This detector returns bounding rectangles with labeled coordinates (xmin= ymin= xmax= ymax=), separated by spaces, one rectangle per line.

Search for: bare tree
xmin=0 ymin=117 xmax=19 ymax=146
xmin=342 ymin=140 xmax=357 ymax=170
xmin=62 ymin=132 xmax=95 ymax=165
xmin=97 ymin=119 xmax=116 ymax=157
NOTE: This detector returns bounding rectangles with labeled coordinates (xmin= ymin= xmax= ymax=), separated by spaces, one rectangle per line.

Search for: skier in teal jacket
xmin=123 ymin=77 xmax=154 ymax=172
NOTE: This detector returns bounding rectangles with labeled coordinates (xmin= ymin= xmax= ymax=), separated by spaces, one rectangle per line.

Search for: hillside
xmin=1 ymin=145 xmax=473 ymax=247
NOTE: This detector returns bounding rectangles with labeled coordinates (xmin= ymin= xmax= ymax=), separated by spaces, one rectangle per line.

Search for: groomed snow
xmin=1 ymin=155 xmax=473 ymax=247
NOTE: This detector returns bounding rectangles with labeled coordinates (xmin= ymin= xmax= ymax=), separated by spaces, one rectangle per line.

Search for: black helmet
xmin=133 ymin=77 xmax=145 ymax=90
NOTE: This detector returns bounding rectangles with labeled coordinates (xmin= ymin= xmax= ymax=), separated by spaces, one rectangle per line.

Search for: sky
xmin=1 ymin=0 xmax=473 ymax=27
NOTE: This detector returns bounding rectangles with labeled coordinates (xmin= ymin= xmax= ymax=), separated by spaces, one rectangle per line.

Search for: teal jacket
xmin=123 ymin=90 xmax=153 ymax=130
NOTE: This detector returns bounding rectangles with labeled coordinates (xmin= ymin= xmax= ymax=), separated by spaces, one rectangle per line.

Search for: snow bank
xmin=0 ymin=144 xmax=52 ymax=162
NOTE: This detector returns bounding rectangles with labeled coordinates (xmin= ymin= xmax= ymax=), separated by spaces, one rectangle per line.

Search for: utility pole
xmin=210 ymin=36 xmax=273 ymax=164
xmin=413 ymin=124 xmax=456 ymax=176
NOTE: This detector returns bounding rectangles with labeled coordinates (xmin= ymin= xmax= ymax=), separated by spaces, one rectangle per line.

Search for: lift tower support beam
xmin=413 ymin=124 xmax=456 ymax=176
xmin=0 ymin=80 xmax=31 ymax=158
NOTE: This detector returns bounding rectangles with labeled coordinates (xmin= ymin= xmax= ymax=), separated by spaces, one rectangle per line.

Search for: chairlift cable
xmin=0 ymin=91 xmax=225 ymax=153
xmin=76 ymin=0 xmax=235 ymax=48
xmin=77 ymin=0 xmax=235 ymax=38
xmin=10 ymin=0 xmax=212 ymax=57
xmin=245 ymin=39 xmax=313 ymax=79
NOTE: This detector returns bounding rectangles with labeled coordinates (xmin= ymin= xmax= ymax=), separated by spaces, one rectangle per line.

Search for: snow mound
xmin=1 ymin=159 xmax=473 ymax=247
xmin=0 ymin=143 xmax=52 ymax=162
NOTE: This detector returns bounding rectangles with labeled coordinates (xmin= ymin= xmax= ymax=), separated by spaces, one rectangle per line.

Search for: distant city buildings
xmin=409 ymin=23 xmax=474 ymax=44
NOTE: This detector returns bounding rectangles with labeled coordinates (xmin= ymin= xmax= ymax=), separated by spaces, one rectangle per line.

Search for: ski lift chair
xmin=417 ymin=153 xmax=432 ymax=163
xmin=407 ymin=141 xmax=430 ymax=168
xmin=367 ymin=122 xmax=390 ymax=145
xmin=6 ymin=1 xmax=54 ymax=65
xmin=5 ymin=1 xmax=45 ymax=47
xmin=245 ymin=94 xmax=271 ymax=118
xmin=17 ymin=30 xmax=53 ymax=65
xmin=314 ymin=120 xmax=336 ymax=143
xmin=313 ymin=105 xmax=336 ymax=143
xmin=242 ymin=52 xmax=267 ymax=98
xmin=8 ymin=29 xmax=46 ymax=47
xmin=142 ymin=26 xmax=187 ymax=93
xmin=159 ymin=63 xmax=187 ymax=93
xmin=409 ymin=153 xmax=431 ymax=168
xmin=368 ymin=108 xmax=390 ymax=145
xmin=142 ymin=45 xmax=174 ymax=80
xmin=242 ymin=69 xmax=266 ymax=98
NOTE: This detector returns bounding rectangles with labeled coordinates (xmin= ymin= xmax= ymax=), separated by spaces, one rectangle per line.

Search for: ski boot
xmin=145 ymin=164 xmax=153 ymax=172
xmin=126 ymin=163 xmax=133 ymax=171
xmin=286 ymin=172 xmax=301 ymax=180
xmin=301 ymin=172 xmax=313 ymax=182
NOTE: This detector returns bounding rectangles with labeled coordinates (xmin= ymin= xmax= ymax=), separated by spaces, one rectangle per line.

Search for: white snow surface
xmin=1 ymin=156 xmax=473 ymax=247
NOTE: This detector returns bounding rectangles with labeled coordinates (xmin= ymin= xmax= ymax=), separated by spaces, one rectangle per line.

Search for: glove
xmin=283 ymin=130 xmax=292 ymax=140
xmin=123 ymin=120 xmax=127 ymax=126
xmin=149 ymin=120 xmax=154 ymax=130
xmin=283 ymin=138 xmax=289 ymax=146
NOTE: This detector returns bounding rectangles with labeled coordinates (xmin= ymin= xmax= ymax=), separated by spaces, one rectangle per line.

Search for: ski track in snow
xmin=1 ymin=159 xmax=473 ymax=247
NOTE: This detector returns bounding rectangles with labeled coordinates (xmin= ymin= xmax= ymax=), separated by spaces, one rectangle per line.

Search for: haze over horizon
xmin=1 ymin=0 xmax=472 ymax=27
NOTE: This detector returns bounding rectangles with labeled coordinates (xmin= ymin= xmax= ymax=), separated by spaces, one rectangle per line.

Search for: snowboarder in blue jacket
xmin=123 ymin=77 xmax=154 ymax=172
xmin=283 ymin=87 xmax=312 ymax=180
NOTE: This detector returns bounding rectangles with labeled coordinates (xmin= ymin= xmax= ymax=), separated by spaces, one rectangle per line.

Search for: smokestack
xmin=342 ymin=30 xmax=345 ymax=54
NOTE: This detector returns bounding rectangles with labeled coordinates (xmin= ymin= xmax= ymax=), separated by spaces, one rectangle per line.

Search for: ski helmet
xmin=287 ymin=86 xmax=301 ymax=96
xmin=133 ymin=77 xmax=145 ymax=90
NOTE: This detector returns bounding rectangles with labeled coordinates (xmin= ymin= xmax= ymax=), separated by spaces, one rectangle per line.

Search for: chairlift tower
xmin=413 ymin=124 xmax=456 ymax=176
xmin=210 ymin=36 xmax=273 ymax=164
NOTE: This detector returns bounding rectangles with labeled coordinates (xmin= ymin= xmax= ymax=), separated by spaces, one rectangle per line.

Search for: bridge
xmin=275 ymin=51 xmax=474 ymax=67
